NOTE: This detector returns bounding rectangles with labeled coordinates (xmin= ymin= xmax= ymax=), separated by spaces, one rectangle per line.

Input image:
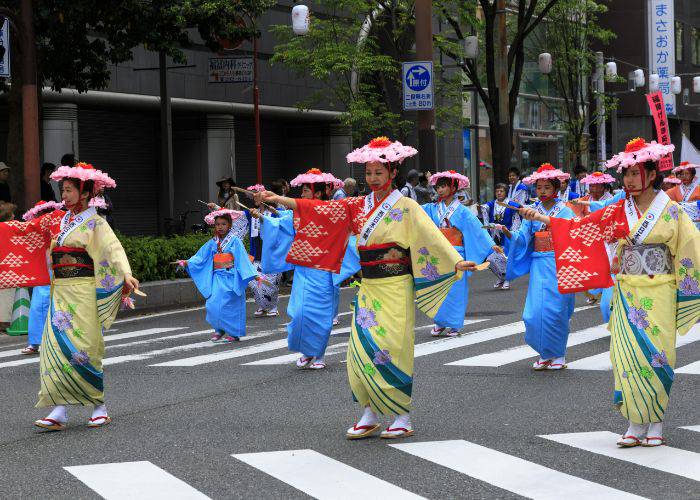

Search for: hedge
xmin=118 ymin=232 xmax=250 ymax=282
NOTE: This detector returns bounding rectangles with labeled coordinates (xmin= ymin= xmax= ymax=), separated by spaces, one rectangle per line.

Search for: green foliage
xmin=1 ymin=0 xmax=274 ymax=92
xmin=116 ymin=232 xmax=251 ymax=282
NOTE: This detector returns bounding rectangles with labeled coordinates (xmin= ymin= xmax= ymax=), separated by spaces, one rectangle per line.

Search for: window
xmin=675 ymin=21 xmax=683 ymax=61
xmin=693 ymin=27 xmax=700 ymax=66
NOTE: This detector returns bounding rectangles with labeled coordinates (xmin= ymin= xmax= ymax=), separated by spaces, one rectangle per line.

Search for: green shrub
xmin=117 ymin=233 xmax=250 ymax=283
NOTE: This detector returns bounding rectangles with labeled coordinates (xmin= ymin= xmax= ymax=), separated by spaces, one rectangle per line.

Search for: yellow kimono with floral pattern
xmin=293 ymin=194 xmax=463 ymax=415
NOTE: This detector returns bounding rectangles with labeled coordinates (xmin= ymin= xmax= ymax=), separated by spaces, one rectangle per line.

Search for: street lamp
xmin=538 ymin=53 xmax=552 ymax=74
xmin=649 ymin=73 xmax=659 ymax=93
xmin=670 ymin=76 xmax=682 ymax=95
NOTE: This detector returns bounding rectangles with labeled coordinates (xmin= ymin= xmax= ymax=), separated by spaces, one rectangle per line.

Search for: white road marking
xmin=64 ymin=461 xmax=211 ymax=499
xmin=233 ymin=449 xmax=424 ymax=499
xmin=390 ymin=440 xmax=645 ymax=499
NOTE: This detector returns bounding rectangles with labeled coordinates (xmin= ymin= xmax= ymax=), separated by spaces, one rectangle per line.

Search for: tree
xmin=435 ymin=0 xmax=563 ymax=182
xmin=271 ymin=0 xmax=464 ymax=144
xmin=527 ymin=0 xmax=614 ymax=167
xmin=0 ymin=0 xmax=273 ymax=206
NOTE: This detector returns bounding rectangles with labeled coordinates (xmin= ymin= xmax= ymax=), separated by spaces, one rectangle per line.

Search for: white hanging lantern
xmin=633 ymin=69 xmax=645 ymax=88
xmin=292 ymin=4 xmax=310 ymax=35
xmin=538 ymin=53 xmax=552 ymax=74
xmin=463 ymin=36 xmax=478 ymax=60
xmin=693 ymin=76 xmax=700 ymax=93
xmin=671 ymin=76 xmax=682 ymax=95
xmin=648 ymin=74 xmax=659 ymax=92
xmin=605 ymin=61 xmax=617 ymax=78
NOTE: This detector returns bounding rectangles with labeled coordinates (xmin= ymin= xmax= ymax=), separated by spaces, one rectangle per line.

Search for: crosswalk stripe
xmin=675 ymin=360 xmax=700 ymax=374
xmin=232 ymin=449 xmax=424 ymax=499
xmin=151 ymin=339 xmax=290 ymax=367
xmin=390 ymin=440 xmax=644 ymax=499
xmin=567 ymin=324 xmax=700 ymax=371
xmin=243 ymin=319 xmax=489 ymax=366
xmin=446 ymin=325 xmax=608 ymax=367
xmin=680 ymin=425 xmax=700 ymax=433
xmin=539 ymin=431 xmax=700 ymax=482
xmin=64 ymin=461 xmax=211 ymax=499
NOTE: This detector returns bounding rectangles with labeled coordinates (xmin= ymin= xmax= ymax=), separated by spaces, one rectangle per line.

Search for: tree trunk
xmin=490 ymin=120 xmax=513 ymax=184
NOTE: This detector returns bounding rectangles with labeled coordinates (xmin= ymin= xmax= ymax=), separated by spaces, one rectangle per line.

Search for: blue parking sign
xmin=402 ymin=61 xmax=433 ymax=110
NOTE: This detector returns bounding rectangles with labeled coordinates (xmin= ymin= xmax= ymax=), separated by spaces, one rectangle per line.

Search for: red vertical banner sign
xmin=646 ymin=91 xmax=674 ymax=171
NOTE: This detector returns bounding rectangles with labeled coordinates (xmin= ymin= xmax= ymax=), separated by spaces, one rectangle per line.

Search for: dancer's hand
xmin=492 ymin=245 xmax=504 ymax=255
xmin=250 ymin=208 xmax=262 ymax=219
xmin=456 ymin=260 xmax=477 ymax=272
xmin=207 ymin=202 xmax=219 ymax=211
xmin=124 ymin=274 xmax=140 ymax=293
xmin=519 ymin=208 xmax=549 ymax=225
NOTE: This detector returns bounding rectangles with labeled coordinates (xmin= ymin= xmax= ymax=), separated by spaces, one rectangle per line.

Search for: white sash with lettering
xmin=359 ymin=190 xmax=403 ymax=246
xmin=57 ymin=207 xmax=97 ymax=246
xmin=437 ymin=198 xmax=461 ymax=227
xmin=624 ymin=190 xmax=669 ymax=244
xmin=215 ymin=229 xmax=236 ymax=253
xmin=680 ymin=176 xmax=700 ymax=202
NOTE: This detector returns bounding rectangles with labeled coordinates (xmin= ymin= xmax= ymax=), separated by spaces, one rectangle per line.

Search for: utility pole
xmin=20 ymin=0 xmax=40 ymax=208
xmin=594 ymin=51 xmax=606 ymax=167
xmin=415 ymin=0 xmax=436 ymax=171
xmin=253 ymin=35 xmax=262 ymax=184
xmin=493 ymin=0 xmax=510 ymax=182
xmin=158 ymin=51 xmax=175 ymax=235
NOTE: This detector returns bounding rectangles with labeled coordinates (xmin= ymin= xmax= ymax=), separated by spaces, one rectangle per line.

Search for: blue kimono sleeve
xmin=187 ymin=239 xmax=216 ymax=298
xmin=333 ymin=235 xmax=360 ymax=286
xmin=230 ymin=237 xmax=258 ymax=295
xmin=261 ymin=210 xmax=295 ymax=274
xmin=452 ymin=207 xmax=495 ymax=264
xmin=505 ymin=218 xmax=534 ymax=281
xmin=589 ymin=190 xmax=625 ymax=213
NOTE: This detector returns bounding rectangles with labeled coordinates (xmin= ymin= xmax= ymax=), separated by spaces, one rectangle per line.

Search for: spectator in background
xmin=400 ymin=169 xmax=420 ymax=200
xmin=570 ymin=165 xmax=588 ymax=197
xmin=208 ymin=176 xmax=240 ymax=211
xmin=415 ymin=172 xmax=436 ymax=204
xmin=40 ymin=163 xmax=57 ymax=202
xmin=507 ymin=167 xmax=529 ymax=205
xmin=0 ymin=163 xmax=11 ymax=203
xmin=60 ymin=153 xmax=76 ymax=167
xmin=332 ymin=177 xmax=357 ymax=200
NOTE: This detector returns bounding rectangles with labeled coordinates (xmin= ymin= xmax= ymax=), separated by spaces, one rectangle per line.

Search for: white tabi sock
xmin=45 ymin=405 xmax=67 ymax=423
xmin=91 ymin=404 xmax=108 ymax=420
xmin=624 ymin=421 xmax=649 ymax=438
xmin=357 ymin=406 xmax=378 ymax=427
xmin=647 ymin=422 xmax=663 ymax=437
xmin=390 ymin=413 xmax=412 ymax=431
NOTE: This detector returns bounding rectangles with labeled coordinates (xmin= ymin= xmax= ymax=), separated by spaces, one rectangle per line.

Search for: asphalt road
xmin=0 ymin=271 xmax=698 ymax=499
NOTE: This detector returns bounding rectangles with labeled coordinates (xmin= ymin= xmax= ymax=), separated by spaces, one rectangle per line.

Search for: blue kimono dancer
xmin=187 ymin=233 xmax=257 ymax=338
xmin=28 ymin=285 xmax=50 ymax=347
xmin=506 ymin=200 xmax=576 ymax=359
xmin=261 ymin=211 xmax=357 ymax=358
xmin=423 ymin=201 xmax=495 ymax=329
xmin=484 ymin=200 xmax=520 ymax=255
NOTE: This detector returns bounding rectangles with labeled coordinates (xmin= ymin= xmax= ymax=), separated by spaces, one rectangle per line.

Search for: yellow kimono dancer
xmin=521 ymin=138 xmax=700 ymax=448
xmin=0 ymin=162 xmax=138 ymax=431
xmin=256 ymin=137 xmax=476 ymax=439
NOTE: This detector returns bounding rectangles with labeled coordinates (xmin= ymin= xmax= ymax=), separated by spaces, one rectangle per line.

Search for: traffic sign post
xmin=402 ymin=61 xmax=434 ymax=111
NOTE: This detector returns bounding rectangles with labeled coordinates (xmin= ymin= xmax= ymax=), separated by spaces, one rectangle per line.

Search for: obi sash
xmin=51 ymin=246 xmax=95 ymax=278
xmin=359 ymin=243 xmax=411 ymax=279
xmin=213 ymin=252 xmax=234 ymax=270
xmin=618 ymin=244 xmax=673 ymax=276
xmin=440 ymin=227 xmax=463 ymax=247
xmin=534 ymin=231 xmax=554 ymax=253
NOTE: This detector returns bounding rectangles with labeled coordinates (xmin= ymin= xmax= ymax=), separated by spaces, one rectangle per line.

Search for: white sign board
xmin=0 ymin=18 xmax=10 ymax=78
xmin=208 ymin=57 xmax=253 ymax=83
xmin=402 ymin=61 xmax=433 ymax=110
xmin=647 ymin=0 xmax=675 ymax=115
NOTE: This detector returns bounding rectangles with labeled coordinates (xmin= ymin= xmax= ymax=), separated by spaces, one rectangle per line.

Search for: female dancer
xmin=181 ymin=209 xmax=256 ymax=343
xmin=259 ymin=168 xmax=345 ymax=370
xmin=21 ymin=201 xmax=65 ymax=355
xmin=482 ymin=183 xmax=521 ymax=290
xmin=665 ymin=161 xmax=700 ymax=202
xmin=423 ymin=170 xmax=496 ymax=336
xmin=568 ymin=171 xmax=615 ymax=218
xmin=0 ymin=162 xmax=139 ymax=430
xmin=256 ymin=137 xmax=476 ymax=439
xmin=661 ymin=174 xmax=681 ymax=192
xmin=245 ymin=184 xmax=282 ymax=318
xmin=499 ymin=163 xmax=576 ymax=370
xmin=521 ymin=138 xmax=700 ymax=447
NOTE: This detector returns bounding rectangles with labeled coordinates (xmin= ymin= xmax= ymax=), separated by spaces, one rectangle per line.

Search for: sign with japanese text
xmin=647 ymin=0 xmax=675 ymax=115
xmin=0 ymin=18 xmax=10 ymax=78
xmin=646 ymin=91 xmax=674 ymax=171
xmin=208 ymin=57 xmax=253 ymax=83
xmin=402 ymin=61 xmax=433 ymax=110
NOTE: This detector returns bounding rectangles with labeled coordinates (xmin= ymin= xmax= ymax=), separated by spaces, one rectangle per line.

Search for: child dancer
xmin=423 ymin=171 xmax=497 ymax=336
xmin=500 ymin=163 xmax=576 ymax=370
xmin=482 ymin=183 xmax=521 ymax=290
xmin=182 ymin=209 xmax=256 ymax=343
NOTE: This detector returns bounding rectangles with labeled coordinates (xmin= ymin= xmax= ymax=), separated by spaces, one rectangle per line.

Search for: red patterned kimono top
xmin=0 ymin=211 xmax=64 ymax=289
